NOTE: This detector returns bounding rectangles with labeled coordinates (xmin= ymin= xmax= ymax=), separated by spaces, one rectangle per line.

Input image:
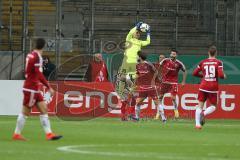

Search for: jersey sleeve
xmin=34 ymin=58 xmax=50 ymax=88
xmin=159 ymin=58 xmax=167 ymax=66
xmin=149 ymin=62 xmax=157 ymax=73
xmin=179 ymin=60 xmax=186 ymax=72
xmin=218 ymin=61 xmax=224 ymax=79
xmin=192 ymin=62 xmax=203 ymax=78
xmin=140 ymin=35 xmax=151 ymax=47
xmin=25 ymin=54 xmax=35 ymax=78
xmin=136 ymin=64 xmax=140 ymax=75
xmin=126 ymin=27 xmax=137 ymax=42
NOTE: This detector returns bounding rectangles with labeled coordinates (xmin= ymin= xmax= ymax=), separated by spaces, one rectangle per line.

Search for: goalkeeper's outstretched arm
xmin=141 ymin=29 xmax=151 ymax=47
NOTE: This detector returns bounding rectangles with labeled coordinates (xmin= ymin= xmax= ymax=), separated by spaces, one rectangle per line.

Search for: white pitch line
xmin=0 ymin=119 xmax=240 ymax=128
xmin=57 ymin=144 xmax=238 ymax=160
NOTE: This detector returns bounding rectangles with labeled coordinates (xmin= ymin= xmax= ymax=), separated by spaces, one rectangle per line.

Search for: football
xmin=140 ymin=23 xmax=150 ymax=32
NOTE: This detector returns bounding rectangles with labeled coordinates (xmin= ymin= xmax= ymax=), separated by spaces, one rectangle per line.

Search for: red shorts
xmin=159 ymin=83 xmax=178 ymax=96
xmin=198 ymin=90 xmax=218 ymax=105
xmin=23 ymin=90 xmax=44 ymax=107
xmin=136 ymin=86 xmax=158 ymax=99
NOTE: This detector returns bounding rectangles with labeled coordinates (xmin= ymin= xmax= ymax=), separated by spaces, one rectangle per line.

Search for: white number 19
xmin=204 ymin=65 xmax=215 ymax=78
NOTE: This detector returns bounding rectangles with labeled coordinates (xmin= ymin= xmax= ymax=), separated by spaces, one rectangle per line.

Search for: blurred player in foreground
xmin=116 ymin=22 xmax=150 ymax=99
xmin=193 ymin=45 xmax=226 ymax=129
xmin=156 ymin=49 xmax=187 ymax=119
xmin=133 ymin=51 xmax=166 ymax=122
xmin=13 ymin=38 xmax=62 ymax=141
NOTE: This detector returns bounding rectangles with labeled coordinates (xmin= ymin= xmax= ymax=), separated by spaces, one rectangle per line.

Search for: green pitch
xmin=1 ymin=116 xmax=240 ymax=160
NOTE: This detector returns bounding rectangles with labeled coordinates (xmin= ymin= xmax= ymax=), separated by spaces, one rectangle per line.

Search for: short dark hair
xmin=42 ymin=55 xmax=50 ymax=63
xmin=137 ymin=51 xmax=147 ymax=60
xmin=208 ymin=45 xmax=217 ymax=56
xmin=171 ymin=48 xmax=178 ymax=54
xmin=35 ymin=38 xmax=46 ymax=50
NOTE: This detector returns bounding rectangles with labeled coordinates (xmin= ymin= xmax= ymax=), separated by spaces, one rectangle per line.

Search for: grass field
xmin=0 ymin=116 xmax=240 ymax=160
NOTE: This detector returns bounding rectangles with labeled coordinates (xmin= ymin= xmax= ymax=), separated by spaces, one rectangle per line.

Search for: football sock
xmin=195 ymin=107 xmax=202 ymax=126
xmin=40 ymin=114 xmax=52 ymax=134
xmin=135 ymin=105 xmax=141 ymax=119
xmin=158 ymin=104 xmax=166 ymax=120
xmin=121 ymin=101 xmax=127 ymax=115
xmin=129 ymin=106 xmax=135 ymax=115
xmin=14 ymin=113 xmax=27 ymax=134
xmin=204 ymin=105 xmax=216 ymax=116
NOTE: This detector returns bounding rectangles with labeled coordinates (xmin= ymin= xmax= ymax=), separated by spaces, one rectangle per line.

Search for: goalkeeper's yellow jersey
xmin=124 ymin=27 xmax=151 ymax=63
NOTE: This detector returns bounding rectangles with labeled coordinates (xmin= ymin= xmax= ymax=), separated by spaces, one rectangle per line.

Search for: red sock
xmin=121 ymin=101 xmax=127 ymax=120
xmin=130 ymin=97 xmax=136 ymax=106
xmin=128 ymin=106 xmax=135 ymax=115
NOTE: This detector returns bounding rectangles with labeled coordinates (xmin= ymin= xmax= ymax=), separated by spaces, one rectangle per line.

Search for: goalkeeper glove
xmin=136 ymin=21 xmax=143 ymax=30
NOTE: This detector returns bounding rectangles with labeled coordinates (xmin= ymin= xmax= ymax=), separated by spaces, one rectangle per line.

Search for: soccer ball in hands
xmin=140 ymin=23 xmax=150 ymax=32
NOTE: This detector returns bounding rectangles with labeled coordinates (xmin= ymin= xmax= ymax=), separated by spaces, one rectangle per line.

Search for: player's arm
xmin=149 ymin=62 xmax=158 ymax=86
xmin=156 ymin=58 xmax=166 ymax=81
xmin=192 ymin=65 xmax=203 ymax=78
xmin=218 ymin=61 xmax=226 ymax=79
xmin=126 ymin=26 xmax=139 ymax=41
xmin=181 ymin=63 xmax=187 ymax=85
xmin=35 ymin=65 xmax=55 ymax=95
xmin=182 ymin=70 xmax=187 ymax=85
xmin=140 ymin=27 xmax=151 ymax=47
xmin=35 ymin=66 xmax=50 ymax=88
xmin=34 ymin=60 xmax=51 ymax=88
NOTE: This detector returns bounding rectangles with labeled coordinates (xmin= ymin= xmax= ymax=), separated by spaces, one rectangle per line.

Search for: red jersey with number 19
xmin=193 ymin=58 xmax=224 ymax=93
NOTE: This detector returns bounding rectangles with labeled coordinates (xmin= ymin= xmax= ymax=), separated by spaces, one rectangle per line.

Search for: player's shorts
xmin=159 ymin=83 xmax=178 ymax=96
xmin=23 ymin=89 xmax=44 ymax=107
xmin=116 ymin=57 xmax=137 ymax=99
xmin=119 ymin=56 xmax=137 ymax=76
xmin=136 ymin=86 xmax=158 ymax=99
xmin=198 ymin=90 xmax=218 ymax=105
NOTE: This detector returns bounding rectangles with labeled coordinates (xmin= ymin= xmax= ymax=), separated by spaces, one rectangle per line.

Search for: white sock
xmin=158 ymin=104 xmax=166 ymax=120
xmin=40 ymin=114 xmax=52 ymax=134
xmin=204 ymin=106 xmax=216 ymax=116
xmin=14 ymin=113 xmax=27 ymax=134
xmin=195 ymin=107 xmax=202 ymax=126
xmin=135 ymin=105 xmax=141 ymax=119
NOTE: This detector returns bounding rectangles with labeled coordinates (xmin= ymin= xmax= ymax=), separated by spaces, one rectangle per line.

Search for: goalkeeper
xmin=116 ymin=22 xmax=151 ymax=98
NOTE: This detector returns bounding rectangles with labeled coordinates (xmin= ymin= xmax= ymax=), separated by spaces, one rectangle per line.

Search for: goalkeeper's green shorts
xmin=116 ymin=56 xmax=137 ymax=99
xmin=119 ymin=56 xmax=137 ymax=77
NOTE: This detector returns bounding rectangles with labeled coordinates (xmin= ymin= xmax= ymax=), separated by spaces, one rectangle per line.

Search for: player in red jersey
xmin=13 ymin=38 xmax=62 ymax=141
xmin=156 ymin=49 xmax=187 ymax=119
xmin=153 ymin=54 xmax=166 ymax=120
xmin=193 ymin=45 xmax=226 ymax=129
xmin=133 ymin=51 xmax=166 ymax=122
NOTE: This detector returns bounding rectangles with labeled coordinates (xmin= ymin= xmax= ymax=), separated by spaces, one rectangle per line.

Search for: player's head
xmin=137 ymin=51 xmax=147 ymax=62
xmin=35 ymin=38 xmax=46 ymax=50
xmin=159 ymin=54 xmax=165 ymax=62
xmin=208 ymin=45 xmax=217 ymax=57
xmin=43 ymin=56 xmax=50 ymax=64
xmin=94 ymin=53 xmax=103 ymax=62
xmin=170 ymin=49 xmax=178 ymax=60
xmin=133 ymin=30 xmax=141 ymax=39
